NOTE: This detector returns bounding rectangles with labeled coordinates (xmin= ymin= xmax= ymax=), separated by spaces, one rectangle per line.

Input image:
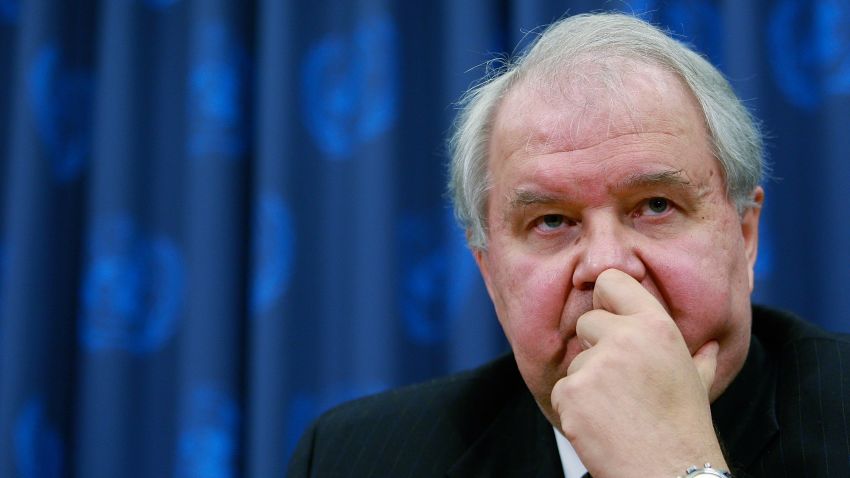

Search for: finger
xmin=592 ymin=268 xmax=666 ymax=316
xmin=692 ymin=340 xmax=719 ymax=393
xmin=575 ymin=308 xmax=620 ymax=348
xmin=566 ymin=345 xmax=599 ymax=376
xmin=550 ymin=376 xmax=570 ymax=418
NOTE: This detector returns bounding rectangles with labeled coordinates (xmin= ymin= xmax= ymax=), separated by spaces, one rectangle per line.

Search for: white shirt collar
xmin=553 ymin=427 xmax=588 ymax=478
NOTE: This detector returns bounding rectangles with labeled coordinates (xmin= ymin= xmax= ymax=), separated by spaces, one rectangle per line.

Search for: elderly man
xmin=288 ymin=13 xmax=850 ymax=478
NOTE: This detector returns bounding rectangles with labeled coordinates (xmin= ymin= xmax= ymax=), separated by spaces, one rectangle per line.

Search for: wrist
xmin=678 ymin=463 xmax=732 ymax=478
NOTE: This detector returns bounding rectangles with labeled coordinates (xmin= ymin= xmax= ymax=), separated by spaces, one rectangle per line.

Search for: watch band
xmin=679 ymin=463 xmax=732 ymax=478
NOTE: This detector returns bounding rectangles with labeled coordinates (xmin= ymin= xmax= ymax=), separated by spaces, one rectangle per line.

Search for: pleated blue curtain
xmin=0 ymin=1 xmax=848 ymax=477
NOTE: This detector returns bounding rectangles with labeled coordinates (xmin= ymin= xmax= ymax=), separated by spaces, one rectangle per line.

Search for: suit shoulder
xmin=753 ymin=305 xmax=850 ymax=387
xmin=317 ymin=353 xmax=522 ymax=432
xmin=751 ymin=306 xmax=850 ymax=475
xmin=752 ymin=304 xmax=850 ymax=353
xmin=290 ymin=354 xmax=525 ymax=477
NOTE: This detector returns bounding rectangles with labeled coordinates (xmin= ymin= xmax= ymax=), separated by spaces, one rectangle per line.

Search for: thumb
xmin=692 ymin=340 xmax=719 ymax=394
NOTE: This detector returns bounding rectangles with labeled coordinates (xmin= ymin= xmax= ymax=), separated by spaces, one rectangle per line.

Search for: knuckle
xmin=609 ymin=328 xmax=638 ymax=350
xmin=596 ymin=348 xmax=627 ymax=372
xmin=553 ymin=374 xmax=582 ymax=402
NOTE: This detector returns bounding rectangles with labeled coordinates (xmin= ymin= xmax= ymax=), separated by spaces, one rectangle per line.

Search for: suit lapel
xmin=447 ymin=385 xmax=564 ymax=478
xmin=711 ymin=331 xmax=779 ymax=471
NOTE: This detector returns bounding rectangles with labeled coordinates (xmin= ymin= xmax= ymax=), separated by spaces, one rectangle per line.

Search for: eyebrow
xmin=613 ymin=169 xmax=691 ymax=191
xmin=505 ymin=189 xmax=560 ymax=224
xmin=509 ymin=189 xmax=562 ymax=209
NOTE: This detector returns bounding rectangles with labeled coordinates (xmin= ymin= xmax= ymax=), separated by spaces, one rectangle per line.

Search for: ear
xmin=741 ymin=186 xmax=764 ymax=292
xmin=471 ymin=242 xmax=497 ymax=302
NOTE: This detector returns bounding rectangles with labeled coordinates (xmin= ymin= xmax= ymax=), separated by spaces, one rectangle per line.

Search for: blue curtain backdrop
xmin=0 ymin=0 xmax=848 ymax=476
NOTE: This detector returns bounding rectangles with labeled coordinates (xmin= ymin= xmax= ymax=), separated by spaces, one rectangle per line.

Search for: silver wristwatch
xmin=679 ymin=463 xmax=732 ymax=478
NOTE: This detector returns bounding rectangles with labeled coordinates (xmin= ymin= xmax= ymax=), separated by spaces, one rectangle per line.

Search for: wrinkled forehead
xmin=491 ymin=58 xmax=709 ymax=156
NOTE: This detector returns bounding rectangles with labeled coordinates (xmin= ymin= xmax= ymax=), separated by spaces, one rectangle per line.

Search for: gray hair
xmin=448 ymin=12 xmax=764 ymax=250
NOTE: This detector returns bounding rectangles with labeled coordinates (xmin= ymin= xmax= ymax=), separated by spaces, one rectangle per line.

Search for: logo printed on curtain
xmin=175 ymin=385 xmax=239 ymax=478
xmin=13 ymin=399 xmax=64 ymax=478
xmin=143 ymin=0 xmax=180 ymax=9
xmin=188 ymin=21 xmax=249 ymax=160
xmin=623 ymin=0 xmax=723 ymax=63
xmin=398 ymin=209 xmax=478 ymax=345
xmin=26 ymin=45 xmax=93 ymax=182
xmin=80 ymin=215 xmax=184 ymax=353
xmin=0 ymin=0 xmax=18 ymax=23
xmin=301 ymin=12 xmax=399 ymax=158
xmin=769 ymin=0 xmax=850 ymax=109
xmin=251 ymin=193 xmax=295 ymax=316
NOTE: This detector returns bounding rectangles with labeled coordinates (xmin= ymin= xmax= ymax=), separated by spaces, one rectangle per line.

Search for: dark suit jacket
xmin=288 ymin=306 xmax=850 ymax=477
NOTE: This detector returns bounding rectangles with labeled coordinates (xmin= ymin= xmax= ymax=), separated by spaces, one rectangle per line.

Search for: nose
xmin=571 ymin=215 xmax=646 ymax=291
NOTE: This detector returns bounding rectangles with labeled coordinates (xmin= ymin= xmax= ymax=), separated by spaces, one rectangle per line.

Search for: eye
xmin=641 ymin=197 xmax=671 ymax=216
xmin=541 ymin=214 xmax=564 ymax=229
xmin=534 ymin=214 xmax=575 ymax=232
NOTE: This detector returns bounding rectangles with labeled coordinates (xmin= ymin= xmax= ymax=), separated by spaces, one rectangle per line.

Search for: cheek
xmin=485 ymin=243 xmax=573 ymax=356
xmin=646 ymin=227 xmax=750 ymax=350
xmin=641 ymin=220 xmax=753 ymax=399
